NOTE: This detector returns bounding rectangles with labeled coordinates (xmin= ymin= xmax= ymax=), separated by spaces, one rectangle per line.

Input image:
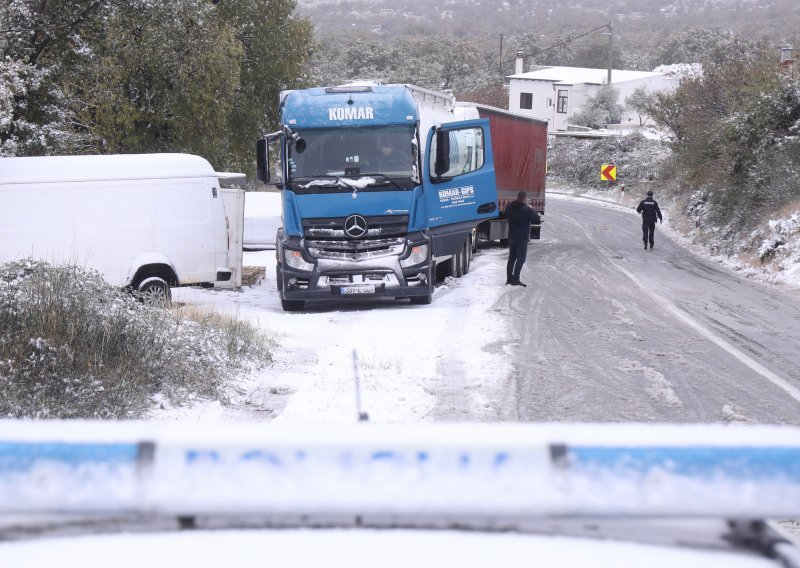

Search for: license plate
xmin=340 ymin=284 xmax=375 ymax=295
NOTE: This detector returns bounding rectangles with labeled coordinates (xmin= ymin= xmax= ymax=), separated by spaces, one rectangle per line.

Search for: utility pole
xmin=606 ymin=23 xmax=613 ymax=84
xmin=499 ymin=34 xmax=504 ymax=78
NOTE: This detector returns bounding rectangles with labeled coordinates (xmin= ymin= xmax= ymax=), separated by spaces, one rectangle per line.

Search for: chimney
xmin=781 ymin=45 xmax=793 ymax=64
xmin=515 ymin=51 xmax=524 ymax=75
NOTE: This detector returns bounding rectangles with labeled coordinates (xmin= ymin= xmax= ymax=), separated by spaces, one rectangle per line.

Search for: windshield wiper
xmin=291 ymin=175 xmax=346 ymax=189
xmin=290 ymin=174 xmax=406 ymax=193
xmin=358 ymin=173 xmax=406 ymax=190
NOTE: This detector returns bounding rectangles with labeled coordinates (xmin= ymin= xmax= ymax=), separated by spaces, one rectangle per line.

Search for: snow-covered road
xmin=171 ymin=194 xmax=800 ymax=426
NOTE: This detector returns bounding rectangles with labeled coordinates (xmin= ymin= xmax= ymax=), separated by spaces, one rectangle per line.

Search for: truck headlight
xmin=285 ymin=249 xmax=314 ymax=271
xmin=400 ymin=243 xmax=428 ymax=268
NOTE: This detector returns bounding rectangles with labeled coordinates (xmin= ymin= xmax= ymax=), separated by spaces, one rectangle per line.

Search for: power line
xmin=414 ymin=23 xmax=611 ymax=84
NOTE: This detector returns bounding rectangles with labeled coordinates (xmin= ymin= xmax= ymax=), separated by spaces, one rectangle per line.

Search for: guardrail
xmin=1 ymin=421 xmax=799 ymax=518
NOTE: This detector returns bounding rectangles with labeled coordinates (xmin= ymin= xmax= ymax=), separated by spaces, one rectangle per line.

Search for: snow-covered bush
xmin=754 ymin=212 xmax=800 ymax=261
xmin=0 ymin=260 xmax=272 ymax=419
xmin=648 ymin=51 xmax=800 ymax=255
xmin=548 ymin=131 xmax=670 ymax=188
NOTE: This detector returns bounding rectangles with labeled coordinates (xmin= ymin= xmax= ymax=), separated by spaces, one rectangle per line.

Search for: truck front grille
xmin=307 ymin=238 xmax=405 ymax=261
xmin=302 ymin=215 xmax=409 ymax=240
xmin=303 ymin=214 xmax=409 ymax=260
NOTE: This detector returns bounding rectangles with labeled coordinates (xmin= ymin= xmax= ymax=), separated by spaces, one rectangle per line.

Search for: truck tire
xmin=276 ymin=265 xmax=283 ymax=292
xmin=410 ymin=271 xmax=434 ymax=305
xmin=410 ymin=293 xmax=432 ymax=305
xmin=281 ymin=298 xmax=305 ymax=312
xmin=461 ymin=238 xmax=471 ymax=275
xmin=436 ymin=255 xmax=457 ymax=280
xmin=137 ymin=277 xmax=171 ymax=306
xmin=454 ymin=246 xmax=464 ymax=278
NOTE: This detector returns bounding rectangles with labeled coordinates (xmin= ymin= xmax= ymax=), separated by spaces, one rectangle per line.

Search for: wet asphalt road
xmin=501 ymin=196 xmax=800 ymax=425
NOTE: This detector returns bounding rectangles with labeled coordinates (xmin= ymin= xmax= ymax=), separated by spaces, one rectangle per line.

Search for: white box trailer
xmin=0 ymin=153 xmax=234 ymax=301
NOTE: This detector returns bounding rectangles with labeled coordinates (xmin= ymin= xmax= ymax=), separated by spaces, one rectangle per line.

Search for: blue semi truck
xmin=256 ymin=83 xmax=502 ymax=311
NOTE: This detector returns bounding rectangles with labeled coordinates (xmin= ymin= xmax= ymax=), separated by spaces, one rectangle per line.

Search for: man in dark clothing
xmin=636 ymin=190 xmax=663 ymax=249
xmin=505 ymin=191 xmax=541 ymax=287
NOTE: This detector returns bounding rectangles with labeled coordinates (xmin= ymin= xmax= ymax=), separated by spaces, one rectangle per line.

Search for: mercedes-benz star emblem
xmin=344 ymin=215 xmax=367 ymax=238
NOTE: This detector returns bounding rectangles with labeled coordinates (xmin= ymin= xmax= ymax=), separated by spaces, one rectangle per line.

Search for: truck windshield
xmin=287 ymin=126 xmax=417 ymax=193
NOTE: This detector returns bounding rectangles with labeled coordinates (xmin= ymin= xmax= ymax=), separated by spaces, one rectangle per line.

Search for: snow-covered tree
xmin=214 ymin=0 xmax=314 ymax=172
xmin=570 ymin=85 xmax=623 ymax=129
xmin=625 ymin=86 xmax=655 ymax=127
xmin=0 ymin=0 xmax=111 ymax=154
xmin=652 ymin=28 xmax=761 ymax=68
xmin=650 ymin=50 xmax=800 ymax=242
xmin=1 ymin=0 xmax=312 ymax=170
xmin=76 ymin=0 xmax=244 ymax=163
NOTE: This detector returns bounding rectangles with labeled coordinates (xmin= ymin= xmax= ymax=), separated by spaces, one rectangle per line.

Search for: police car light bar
xmin=1 ymin=421 xmax=799 ymax=518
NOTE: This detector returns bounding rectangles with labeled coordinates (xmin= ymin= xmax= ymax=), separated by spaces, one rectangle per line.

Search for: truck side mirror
xmin=434 ymin=129 xmax=450 ymax=178
xmin=256 ymin=138 xmax=270 ymax=183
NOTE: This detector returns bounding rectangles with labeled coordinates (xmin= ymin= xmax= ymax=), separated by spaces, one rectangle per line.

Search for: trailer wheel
xmin=281 ymin=298 xmax=305 ymax=312
xmin=137 ymin=277 xmax=171 ymax=306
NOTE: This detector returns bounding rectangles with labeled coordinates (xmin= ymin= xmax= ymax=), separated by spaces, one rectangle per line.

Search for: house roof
xmin=507 ymin=66 xmax=664 ymax=85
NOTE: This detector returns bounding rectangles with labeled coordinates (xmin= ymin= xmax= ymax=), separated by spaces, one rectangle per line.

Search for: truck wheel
xmin=410 ymin=293 xmax=432 ymax=305
xmin=137 ymin=277 xmax=171 ymax=306
xmin=470 ymin=229 xmax=477 ymax=257
xmin=276 ymin=265 xmax=283 ymax=292
xmin=281 ymin=298 xmax=305 ymax=312
xmin=436 ymin=255 xmax=456 ymax=280
xmin=454 ymin=246 xmax=464 ymax=278
xmin=461 ymin=239 xmax=471 ymax=275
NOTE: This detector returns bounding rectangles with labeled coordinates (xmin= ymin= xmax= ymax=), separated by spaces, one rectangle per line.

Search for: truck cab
xmin=257 ymin=84 xmax=499 ymax=311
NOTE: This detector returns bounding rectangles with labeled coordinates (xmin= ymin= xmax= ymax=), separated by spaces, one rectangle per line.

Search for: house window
xmin=557 ymin=90 xmax=568 ymax=113
xmin=519 ymin=92 xmax=533 ymax=110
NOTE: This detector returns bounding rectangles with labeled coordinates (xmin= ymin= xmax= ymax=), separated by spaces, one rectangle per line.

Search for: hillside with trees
xmin=3 ymin=0 xmax=800 ymax=268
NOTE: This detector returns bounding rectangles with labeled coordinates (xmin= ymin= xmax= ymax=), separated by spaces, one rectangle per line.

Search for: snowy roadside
xmin=161 ymin=246 xmax=516 ymax=425
xmin=151 ymin=186 xmax=799 ymax=425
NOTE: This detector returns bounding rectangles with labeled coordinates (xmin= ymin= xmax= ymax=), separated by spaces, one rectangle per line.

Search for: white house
xmin=507 ymin=56 xmax=679 ymax=133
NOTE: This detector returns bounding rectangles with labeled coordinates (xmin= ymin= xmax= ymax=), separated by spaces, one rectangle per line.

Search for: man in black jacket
xmin=505 ymin=191 xmax=541 ymax=287
xmin=636 ymin=190 xmax=663 ymax=250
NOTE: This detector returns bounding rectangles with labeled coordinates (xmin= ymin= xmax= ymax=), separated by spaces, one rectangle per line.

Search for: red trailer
xmin=473 ymin=104 xmax=548 ymax=241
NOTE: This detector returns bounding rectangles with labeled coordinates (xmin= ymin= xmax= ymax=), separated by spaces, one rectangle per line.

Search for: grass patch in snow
xmin=0 ymin=259 xmax=273 ymax=419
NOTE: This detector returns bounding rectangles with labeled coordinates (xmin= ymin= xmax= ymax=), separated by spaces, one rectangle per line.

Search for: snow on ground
xmin=0 ymin=526 xmax=779 ymax=568
xmin=165 ymin=245 xmax=514 ymax=424
xmin=3 ymin=191 xmax=800 ymax=563
xmin=157 ymin=186 xmax=800 ymax=425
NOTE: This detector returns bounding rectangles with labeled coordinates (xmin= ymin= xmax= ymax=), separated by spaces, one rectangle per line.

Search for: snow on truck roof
xmin=0 ymin=153 xmax=221 ymax=185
